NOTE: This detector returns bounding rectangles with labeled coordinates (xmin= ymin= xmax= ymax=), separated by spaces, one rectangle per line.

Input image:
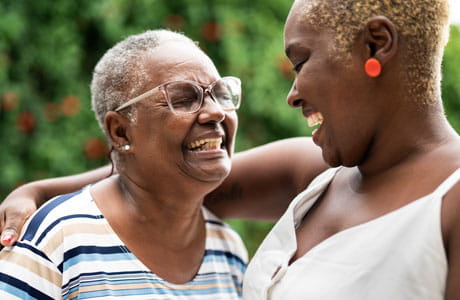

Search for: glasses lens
xmin=212 ymin=77 xmax=241 ymax=110
xmin=166 ymin=82 xmax=202 ymax=113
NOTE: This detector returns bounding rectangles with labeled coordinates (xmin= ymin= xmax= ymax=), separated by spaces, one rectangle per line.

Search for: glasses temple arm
xmin=114 ymin=87 xmax=160 ymax=111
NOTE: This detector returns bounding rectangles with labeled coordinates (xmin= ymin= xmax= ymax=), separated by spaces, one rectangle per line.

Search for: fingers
xmin=0 ymin=210 xmax=26 ymax=247
xmin=1 ymin=228 xmax=18 ymax=247
xmin=0 ymin=184 xmax=40 ymax=248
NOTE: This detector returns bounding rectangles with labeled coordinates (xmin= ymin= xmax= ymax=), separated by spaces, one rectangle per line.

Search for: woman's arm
xmin=0 ymin=137 xmax=328 ymax=245
xmin=205 ymin=137 xmax=328 ymax=221
xmin=0 ymin=165 xmax=112 ymax=246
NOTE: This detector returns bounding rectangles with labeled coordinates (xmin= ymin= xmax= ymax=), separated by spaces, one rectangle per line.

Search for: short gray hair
xmin=90 ymin=29 xmax=199 ymax=132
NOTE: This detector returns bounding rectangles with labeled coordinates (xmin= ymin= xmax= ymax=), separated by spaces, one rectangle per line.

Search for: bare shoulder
xmin=442 ymin=172 xmax=460 ymax=238
xmin=442 ymin=166 xmax=460 ymax=299
xmin=438 ymin=144 xmax=460 ymax=245
xmin=439 ymin=141 xmax=460 ymax=222
xmin=433 ymin=145 xmax=460 ymax=299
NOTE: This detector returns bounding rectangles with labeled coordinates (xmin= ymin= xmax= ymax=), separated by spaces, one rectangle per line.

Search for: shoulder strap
xmin=432 ymin=168 xmax=460 ymax=197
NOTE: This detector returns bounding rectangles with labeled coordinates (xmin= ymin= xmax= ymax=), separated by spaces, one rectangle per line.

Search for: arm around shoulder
xmin=205 ymin=137 xmax=328 ymax=221
xmin=0 ymin=165 xmax=112 ymax=247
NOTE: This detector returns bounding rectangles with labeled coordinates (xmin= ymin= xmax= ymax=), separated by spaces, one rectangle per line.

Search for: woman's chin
xmin=182 ymin=157 xmax=232 ymax=184
xmin=321 ymin=147 xmax=342 ymax=168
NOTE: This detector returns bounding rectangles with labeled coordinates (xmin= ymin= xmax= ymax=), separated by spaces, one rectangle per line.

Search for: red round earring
xmin=364 ymin=58 xmax=382 ymax=78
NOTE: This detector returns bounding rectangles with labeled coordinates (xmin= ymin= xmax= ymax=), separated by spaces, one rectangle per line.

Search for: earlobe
xmin=104 ymin=111 xmax=132 ymax=152
xmin=364 ymin=58 xmax=382 ymax=78
xmin=365 ymin=16 xmax=398 ymax=66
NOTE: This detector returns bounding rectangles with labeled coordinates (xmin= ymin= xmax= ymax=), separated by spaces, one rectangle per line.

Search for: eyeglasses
xmin=114 ymin=76 xmax=242 ymax=114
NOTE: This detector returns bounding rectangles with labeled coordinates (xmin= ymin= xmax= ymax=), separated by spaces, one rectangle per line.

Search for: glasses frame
xmin=114 ymin=76 xmax=241 ymax=114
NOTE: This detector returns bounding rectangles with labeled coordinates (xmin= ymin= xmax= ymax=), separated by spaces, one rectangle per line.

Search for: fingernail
xmin=1 ymin=231 xmax=14 ymax=244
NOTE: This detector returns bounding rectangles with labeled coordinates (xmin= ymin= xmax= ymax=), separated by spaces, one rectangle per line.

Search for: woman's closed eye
xmin=171 ymin=97 xmax=196 ymax=108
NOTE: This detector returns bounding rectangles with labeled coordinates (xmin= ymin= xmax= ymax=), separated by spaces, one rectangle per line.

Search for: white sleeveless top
xmin=243 ymin=167 xmax=460 ymax=300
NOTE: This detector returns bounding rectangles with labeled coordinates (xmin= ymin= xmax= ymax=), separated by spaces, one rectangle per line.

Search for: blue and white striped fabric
xmin=0 ymin=187 xmax=247 ymax=299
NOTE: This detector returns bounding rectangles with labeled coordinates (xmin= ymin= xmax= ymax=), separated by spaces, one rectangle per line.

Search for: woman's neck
xmin=91 ymin=175 xmax=207 ymax=248
xmin=90 ymin=175 xmax=208 ymax=283
xmin=357 ymin=104 xmax=458 ymax=178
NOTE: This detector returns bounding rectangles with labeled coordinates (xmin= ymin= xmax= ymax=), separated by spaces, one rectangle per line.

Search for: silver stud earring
xmin=120 ymin=144 xmax=131 ymax=151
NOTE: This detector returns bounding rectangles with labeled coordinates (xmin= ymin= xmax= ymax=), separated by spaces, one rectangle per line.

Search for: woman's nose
xmin=286 ymin=81 xmax=303 ymax=108
xmin=198 ymin=95 xmax=226 ymax=123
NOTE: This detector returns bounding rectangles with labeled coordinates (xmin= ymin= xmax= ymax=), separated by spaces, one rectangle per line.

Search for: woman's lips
xmin=187 ymin=137 xmax=223 ymax=152
xmin=306 ymin=112 xmax=323 ymax=146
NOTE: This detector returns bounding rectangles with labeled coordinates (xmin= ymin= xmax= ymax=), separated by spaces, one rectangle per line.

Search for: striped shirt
xmin=0 ymin=187 xmax=247 ymax=299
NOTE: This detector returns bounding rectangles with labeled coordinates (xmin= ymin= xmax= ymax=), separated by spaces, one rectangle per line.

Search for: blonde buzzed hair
xmin=298 ymin=0 xmax=450 ymax=104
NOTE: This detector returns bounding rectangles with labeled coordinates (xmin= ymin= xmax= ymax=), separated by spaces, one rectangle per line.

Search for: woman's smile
xmin=184 ymin=134 xmax=229 ymax=160
xmin=307 ymin=111 xmax=324 ymax=146
xmin=187 ymin=137 xmax=223 ymax=152
xmin=304 ymin=110 xmax=324 ymax=146
xmin=306 ymin=111 xmax=323 ymax=127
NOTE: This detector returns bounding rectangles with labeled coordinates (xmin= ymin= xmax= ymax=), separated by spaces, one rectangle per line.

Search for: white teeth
xmin=188 ymin=137 xmax=223 ymax=151
xmin=307 ymin=112 xmax=324 ymax=127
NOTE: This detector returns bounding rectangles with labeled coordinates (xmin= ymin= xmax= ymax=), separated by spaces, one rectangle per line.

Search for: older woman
xmin=0 ymin=29 xmax=247 ymax=299
xmin=2 ymin=0 xmax=460 ymax=299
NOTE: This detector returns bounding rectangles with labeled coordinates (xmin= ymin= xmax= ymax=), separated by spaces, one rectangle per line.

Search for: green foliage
xmin=1 ymin=0 xmax=459 ymax=256
xmin=443 ymin=26 xmax=460 ymax=131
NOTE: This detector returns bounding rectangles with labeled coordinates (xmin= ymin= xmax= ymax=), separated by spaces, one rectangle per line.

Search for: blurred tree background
xmin=1 ymin=0 xmax=459 ymax=256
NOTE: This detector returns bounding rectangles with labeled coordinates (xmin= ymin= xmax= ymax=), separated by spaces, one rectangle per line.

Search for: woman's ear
xmin=365 ymin=16 xmax=398 ymax=65
xmin=104 ymin=111 xmax=132 ymax=151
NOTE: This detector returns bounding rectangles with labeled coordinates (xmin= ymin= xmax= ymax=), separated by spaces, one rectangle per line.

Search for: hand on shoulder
xmin=0 ymin=183 xmax=40 ymax=247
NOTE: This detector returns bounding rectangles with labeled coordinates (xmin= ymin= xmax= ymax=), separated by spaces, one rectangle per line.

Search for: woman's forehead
xmin=142 ymin=42 xmax=219 ymax=84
